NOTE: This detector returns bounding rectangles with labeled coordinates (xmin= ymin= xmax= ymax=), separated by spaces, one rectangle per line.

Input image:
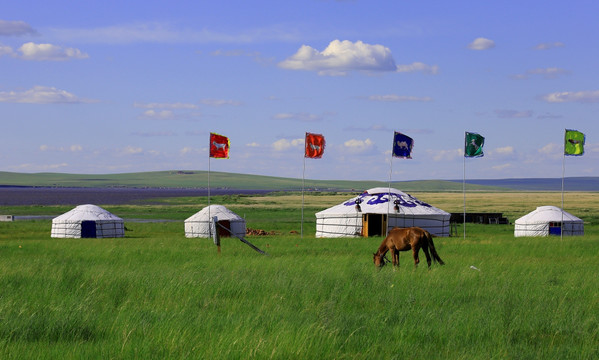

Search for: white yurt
xmin=51 ymin=204 xmax=124 ymax=238
xmin=514 ymin=206 xmax=584 ymax=237
xmin=315 ymin=187 xmax=451 ymax=238
xmin=185 ymin=204 xmax=246 ymax=238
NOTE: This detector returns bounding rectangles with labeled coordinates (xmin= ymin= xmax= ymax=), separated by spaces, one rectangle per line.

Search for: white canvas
xmin=51 ymin=204 xmax=124 ymax=238
xmin=184 ymin=204 xmax=246 ymax=238
xmin=514 ymin=206 xmax=584 ymax=237
xmin=315 ymin=187 xmax=450 ymax=238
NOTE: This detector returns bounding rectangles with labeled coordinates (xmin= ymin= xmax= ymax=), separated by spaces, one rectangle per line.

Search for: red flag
xmin=210 ymin=133 xmax=229 ymax=158
xmin=305 ymin=132 xmax=325 ymax=158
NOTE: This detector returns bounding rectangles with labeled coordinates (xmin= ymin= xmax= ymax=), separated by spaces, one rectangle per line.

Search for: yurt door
xmin=217 ymin=220 xmax=231 ymax=237
xmin=81 ymin=221 xmax=97 ymax=238
xmin=362 ymin=214 xmax=387 ymax=237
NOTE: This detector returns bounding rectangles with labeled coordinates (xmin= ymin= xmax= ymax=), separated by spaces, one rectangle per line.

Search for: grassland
xmin=1 ymin=192 xmax=598 ymax=359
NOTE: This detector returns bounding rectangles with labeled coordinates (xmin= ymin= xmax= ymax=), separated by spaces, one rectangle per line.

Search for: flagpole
xmin=387 ymin=150 xmax=393 ymax=237
xmin=208 ymin=155 xmax=211 ymax=237
xmin=463 ymin=151 xmax=466 ymax=240
xmin=561 ymin=139 xmax=566 ymax=241
xmin=301 ymin=154 xmax=306 ymax=239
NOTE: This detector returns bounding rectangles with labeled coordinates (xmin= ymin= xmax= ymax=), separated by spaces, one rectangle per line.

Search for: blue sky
xmin=1 ymin=0 xmax=598 ymax=181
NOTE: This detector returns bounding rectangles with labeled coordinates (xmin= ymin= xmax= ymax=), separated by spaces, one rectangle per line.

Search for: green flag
xmin=564 ymin=129 xmax=585 ymax=156
xmin=465 ymin=132 xmax=485 ymax=157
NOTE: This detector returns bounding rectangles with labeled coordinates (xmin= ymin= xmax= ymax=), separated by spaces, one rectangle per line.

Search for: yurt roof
xmin=53 ymin=204 xmax=123 ymax=222
xmin=316 ymin=187 xmax=450 ymax=216
xmin=515 ymin=206 xmax=582 ymax=224
xmin=185 ymin=204 xmax=243 ymax=222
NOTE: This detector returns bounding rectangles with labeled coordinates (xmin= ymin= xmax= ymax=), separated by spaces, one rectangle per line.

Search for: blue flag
xmin=392 ymin=132 xmax=413 ymax=159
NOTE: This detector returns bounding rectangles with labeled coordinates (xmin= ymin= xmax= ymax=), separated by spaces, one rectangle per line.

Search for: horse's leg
xmin=422 ymin=244 xmax=432 ymax=268
xmin=391 ymin=248 xmax=398 ymax=267
xmin=412 ymin=245 xmax=420 ymax=268
xmin=394 ymin=249 xmax=399 ymax=268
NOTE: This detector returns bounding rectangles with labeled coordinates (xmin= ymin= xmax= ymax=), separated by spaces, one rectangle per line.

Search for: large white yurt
xmin=315 ymin=187 xmax=450 ymax=238
xmin=514 ymin=206 xmax=584 ymax=237
xmin=185 ymin=204 xmax=246 ymax=238
xmin=51 ymin=204 xmax=124 ymax=238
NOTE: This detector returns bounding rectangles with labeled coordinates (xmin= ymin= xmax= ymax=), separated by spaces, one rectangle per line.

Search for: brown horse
xmin=373 ymin=227 xmax=444 ymax=268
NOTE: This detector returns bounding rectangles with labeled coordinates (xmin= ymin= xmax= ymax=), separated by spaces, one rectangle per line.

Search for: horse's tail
xmin=427 ymin=232 xmax=445 ymax=265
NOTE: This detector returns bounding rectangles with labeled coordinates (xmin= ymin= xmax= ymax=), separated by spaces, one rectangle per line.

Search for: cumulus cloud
xmin=278 ymin=39 xmax=397 ymax=76
xmin=0 ymin=20 xmax=38 ymax=36
xmin=367 ymin=94 xmax=433 ymax=102
xmin=493 ymin=146 xmax=514 ymax=156
xmin=395 ymin=62 xmax=439 ymax=74
xmin=0 ymin=85 xmax=95 ymax=104
xmin=494 ymin=109 xmax=533 ymax=119
xmin=342 ymin=138 xmax=374 ymax=154
xmin=468 ymin=37 xmax=495 ymax=50
xmin=120 ymin=146 xmax=144 ymax=155
xmin=541 ymin=90 xmax=599 ymax=103
xmin=272 ymin=138 xmax=303 ymax=152
xmin=18 ymin=42 xmax=88 ymax=61
xmin=534 ymin=41 xmax=565 ymax=50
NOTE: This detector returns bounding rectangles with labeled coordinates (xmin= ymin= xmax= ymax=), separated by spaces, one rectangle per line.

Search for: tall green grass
xmin=1 ymin=217 xmax=598 ymax=359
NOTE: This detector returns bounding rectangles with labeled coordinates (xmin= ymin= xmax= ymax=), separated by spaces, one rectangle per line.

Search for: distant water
xmin=0 ymin=187 xmax=274 ymax=206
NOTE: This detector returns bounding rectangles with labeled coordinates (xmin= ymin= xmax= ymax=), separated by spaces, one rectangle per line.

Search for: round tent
xmin=315 ymin=187 xmax=450 ymax=238
xmin=51 ymin=204 xmax=124 ymax=238
xmin=514 ymin=206 xmax=584 ymax=237
xmin=185 ymin=204 xmax=246 ymax=238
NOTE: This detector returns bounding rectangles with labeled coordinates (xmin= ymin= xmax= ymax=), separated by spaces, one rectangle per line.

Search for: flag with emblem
xmin=564 ymin=129 xmax=585 ymax=156
xmin=465 ymin=132 xmax=485 ymax=158
xmin=210 ymin=132 xmax=229 ymax=158
xmin=392 ymin=132 xmax=414 ymax=159
xmin=305 ymin=132 xmax=325 ymax=158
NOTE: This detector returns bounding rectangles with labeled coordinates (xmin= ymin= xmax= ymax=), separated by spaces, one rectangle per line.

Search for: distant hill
xmin=1 ymin=171 xmax=596 ymax=192
xmin=455 ymin=177 xmax=599 ymax=191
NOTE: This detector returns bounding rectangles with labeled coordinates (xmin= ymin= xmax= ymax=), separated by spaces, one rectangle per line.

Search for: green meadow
xmin=1 ymin=192 xmax=598 ymax=359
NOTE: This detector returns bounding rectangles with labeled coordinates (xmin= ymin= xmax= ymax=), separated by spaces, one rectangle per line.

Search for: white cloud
xmin=0 ymin=86 xmax=95 ymax=104
xmin=538 ymin=143 xmax=562 ymax=159
xmin=0 ymin=43 xmax=14 ymax=57
xmin=429 ymin=148 xmax=462 ymax=162
xmin=493 ymin=146 xmax=514 ymax=156
xmin=342 ymin=138 xmax=374 ymax=154
xmin=395 ymin=62 xmax=439 ymax=74
xmin=39 ymin=144 xmax=83 ymax=152
xmin=0 ymin=20 xmax=38 ymax=36
xmin=468 ymin=37 xmax=495 ymax=50
xmin=541 ymin=90 xmax=599 ymax=103
xmin=246 ymin=142 xmax=261 ymax=147
xmin=272 ymin=112 xmax=322 ymax=122
xmin=534 ymin=42 xmax=565 ymax=50
xmin=120 ymin=146 xmax=144 ymax=155
xmin=18 ymin=42 xmax=88 ymax=61
xmin=367 ymin=94 xmax=432 ymax=102
xmin=272 ymin=138 xmax=303 ymax=152
xmin=139 ymin=109 xmax=175 ymax=120
xmin=278 ymin=39 xmax=397 ymax=76
xmin=199 ymin=98 xmax=242 ymax=106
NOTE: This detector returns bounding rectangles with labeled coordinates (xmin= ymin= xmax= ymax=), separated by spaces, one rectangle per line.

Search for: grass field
xmin=1 ymin=192 xmax=598 ymax=359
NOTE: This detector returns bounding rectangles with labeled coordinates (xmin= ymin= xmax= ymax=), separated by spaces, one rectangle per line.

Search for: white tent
xmin=51 ymin=204 xmax=124 ymax=238
xmin=514 ymin=205 xmax=584 ymax=237
xmin=185 ymin=204 xmax=246 ymax=238
xmin=315 ymin=187 xmax=450 ymax=238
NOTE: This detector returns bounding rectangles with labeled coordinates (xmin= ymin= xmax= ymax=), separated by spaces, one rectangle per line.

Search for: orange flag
xmin=305 ymin=132 xmax=325 ymax=158
xmin=210 ymin=133 xmax=229 ymax=158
